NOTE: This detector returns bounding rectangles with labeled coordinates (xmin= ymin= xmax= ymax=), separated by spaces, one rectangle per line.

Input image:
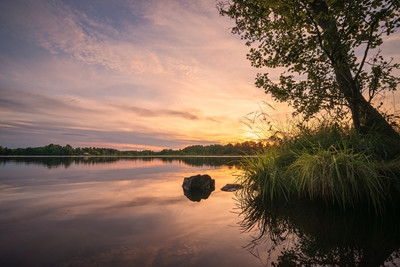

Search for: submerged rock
xmin=220 ymin=183 xmax=243 ymax=192
xmin=182 ymin=174 xmax=215 ymax=202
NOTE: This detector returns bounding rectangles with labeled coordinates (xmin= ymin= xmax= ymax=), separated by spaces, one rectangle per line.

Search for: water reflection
xmin=237 ymin=193 xmax=400 ymax=266
xmin=182 ymin=186 xmax=215 ymax=202
xmin=0 ymin=156 xmax=241 ymax=168
xmin=0 ymin=157 xmax=262 ymax=267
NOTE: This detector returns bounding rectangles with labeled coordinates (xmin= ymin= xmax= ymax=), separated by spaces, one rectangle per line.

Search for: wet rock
xmin=220 ymin=183 xmax=243 ymax=192
xmin=182 ymin=174 xmax=215 ymax=191
xmin=182 ymin=174 xmax=215 ymax=202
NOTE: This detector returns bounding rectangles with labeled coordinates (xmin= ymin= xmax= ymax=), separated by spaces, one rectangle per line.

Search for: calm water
xmin=1 ymin=157 xmax=400 ymax=267
xmin=0 ymin=157 xmax=265 ymax=267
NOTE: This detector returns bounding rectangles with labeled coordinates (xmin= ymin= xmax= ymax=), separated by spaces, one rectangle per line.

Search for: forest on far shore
xmin=0 ymin=141 xmax=266 ymax=156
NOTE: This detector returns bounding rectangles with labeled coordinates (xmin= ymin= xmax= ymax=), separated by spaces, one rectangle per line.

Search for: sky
xmin=0 ymin=0 xmax=399 ymax=151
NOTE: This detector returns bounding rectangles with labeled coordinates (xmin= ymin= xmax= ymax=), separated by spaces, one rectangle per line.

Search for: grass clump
xmin=238 ymin=149 xmax=290 ymax=202
xmin=238 ymin=105 xmax=400 ymax=215
xmin=289 ymin=144 xmax=389 ymax=214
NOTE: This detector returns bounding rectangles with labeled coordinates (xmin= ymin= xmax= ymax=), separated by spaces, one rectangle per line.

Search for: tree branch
xmin=355 ymin=2 xmax=396 ymax=80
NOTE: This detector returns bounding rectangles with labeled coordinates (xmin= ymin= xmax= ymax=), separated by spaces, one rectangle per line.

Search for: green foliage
xmin=289 ymin=144 xmax=389 ymax=214
xmin=238 ymin=149 xmax=290 ymax=202
xmin=236 ymin=107 xmax=400 ymax=214
xmin=218 ymin=0 xmax=400 ymax=134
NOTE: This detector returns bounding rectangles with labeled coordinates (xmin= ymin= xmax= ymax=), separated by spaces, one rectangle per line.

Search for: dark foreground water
xmin=1 ymin=157 xmax=400 ymax=267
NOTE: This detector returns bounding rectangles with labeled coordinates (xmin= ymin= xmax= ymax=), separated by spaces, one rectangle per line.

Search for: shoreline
xmin=0 ymin=155 xmax=252 ymax=158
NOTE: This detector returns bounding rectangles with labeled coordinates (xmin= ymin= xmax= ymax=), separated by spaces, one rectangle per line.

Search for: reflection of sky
xmin=0 ymin=158 xmax=265 ymax=267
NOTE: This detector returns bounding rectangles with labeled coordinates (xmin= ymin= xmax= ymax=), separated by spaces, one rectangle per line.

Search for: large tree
xmin=218 ymin=0 xmax=400 ymax=137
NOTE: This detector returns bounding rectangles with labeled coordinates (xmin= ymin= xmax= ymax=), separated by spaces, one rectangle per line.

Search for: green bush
xmin=238 ymin=109 xmax=400 ymax=215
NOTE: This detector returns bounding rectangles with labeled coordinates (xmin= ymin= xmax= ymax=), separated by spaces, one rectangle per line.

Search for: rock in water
xmin=182 ymin=174 xmax=215 ymax=191
xmin=182 ymin=174 xmax=215 ymax=202
xmin=220 ymin=183 xmax=243 ymax=192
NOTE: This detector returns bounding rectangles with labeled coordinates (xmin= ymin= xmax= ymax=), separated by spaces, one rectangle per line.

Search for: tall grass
xmin=289 ymin=144 xmax=389 ymax=214
xmin=238 ymin=149 xmax=291 ymax=202
xmin=237 ymin=104 xmax=400 ymax=215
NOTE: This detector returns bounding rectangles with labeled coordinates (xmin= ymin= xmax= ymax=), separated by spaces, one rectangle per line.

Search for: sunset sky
xmin=1 ymin=0 xmax=399 ymax=151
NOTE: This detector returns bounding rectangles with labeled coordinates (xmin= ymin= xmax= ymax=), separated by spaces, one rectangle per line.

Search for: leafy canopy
xmin=218 ymin=0 xmax=400 ymax=121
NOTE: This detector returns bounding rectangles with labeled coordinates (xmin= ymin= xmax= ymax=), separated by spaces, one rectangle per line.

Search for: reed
xmin=288 ymin=143 xmax=389 ymax=214
xmin=238 ymin=149 xmax=292 ymax=202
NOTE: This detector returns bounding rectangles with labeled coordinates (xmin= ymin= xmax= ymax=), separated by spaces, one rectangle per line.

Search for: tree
xmin=218 ymin=0 xmax=400 ymax=137
xmin=63 ymin=144 xmax=74 ymax=155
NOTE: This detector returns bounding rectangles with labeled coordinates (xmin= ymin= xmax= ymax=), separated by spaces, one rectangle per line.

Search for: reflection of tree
xmin=237 ymin=193 xmax=400 ymax=266
xmin=161 ymin=157 xmax=241 ymax=167
xmin=0 ymin=157 xmax=121 ymax=168
xmin=0 ymin=156 xmax=242 ymax=168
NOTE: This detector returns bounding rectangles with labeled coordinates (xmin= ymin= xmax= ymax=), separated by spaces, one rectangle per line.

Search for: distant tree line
xmin=0 ymin=141 xmax=266 ymax=156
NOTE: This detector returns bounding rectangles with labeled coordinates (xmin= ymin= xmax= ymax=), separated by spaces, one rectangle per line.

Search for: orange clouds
xmin=1 ymin=0 xmax=398 ymax=149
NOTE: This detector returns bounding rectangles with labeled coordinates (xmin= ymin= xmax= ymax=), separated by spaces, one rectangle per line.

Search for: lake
xmin=1 ymin=157 xmax=400 ymax=267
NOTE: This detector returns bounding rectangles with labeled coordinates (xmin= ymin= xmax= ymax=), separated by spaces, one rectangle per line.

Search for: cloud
xmin=1 ymin=0 xmax=153 ymax=74
xmin=112 ymin=103 xmax=201 ymax=120
xmin=0 ymin=87 xmax=203 ymax=122
xmin=0 ymin=112 xmax=254 ymax=151
xmin=0 ymin=0 xmax=293 ymax=149
xmin=1 ymin=0 xmax=257 ymax=81
xmin=0 ymin=88 xmax=95 ymax=116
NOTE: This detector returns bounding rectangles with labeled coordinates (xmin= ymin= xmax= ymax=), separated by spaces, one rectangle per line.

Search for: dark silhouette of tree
xmin=218 ymin=0 xmax=400 ymax=137
xmin=0 ymin=141 xmax=267 ymax=156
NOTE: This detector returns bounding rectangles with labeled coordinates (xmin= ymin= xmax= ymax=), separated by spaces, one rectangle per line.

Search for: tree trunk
xmin=359 ymin=96 xmax=399 ymax=138
xmin=311 ymin=0 xmax=399 ymax=139
xmin=334 ymin=65 xmax=362 ymax=131
xmin=334 ymin=62 xmax=399 ymax=138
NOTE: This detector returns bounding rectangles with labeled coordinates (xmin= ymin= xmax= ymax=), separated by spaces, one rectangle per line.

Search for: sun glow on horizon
xmin=0 ymin=0 xmax=399 ymax=150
